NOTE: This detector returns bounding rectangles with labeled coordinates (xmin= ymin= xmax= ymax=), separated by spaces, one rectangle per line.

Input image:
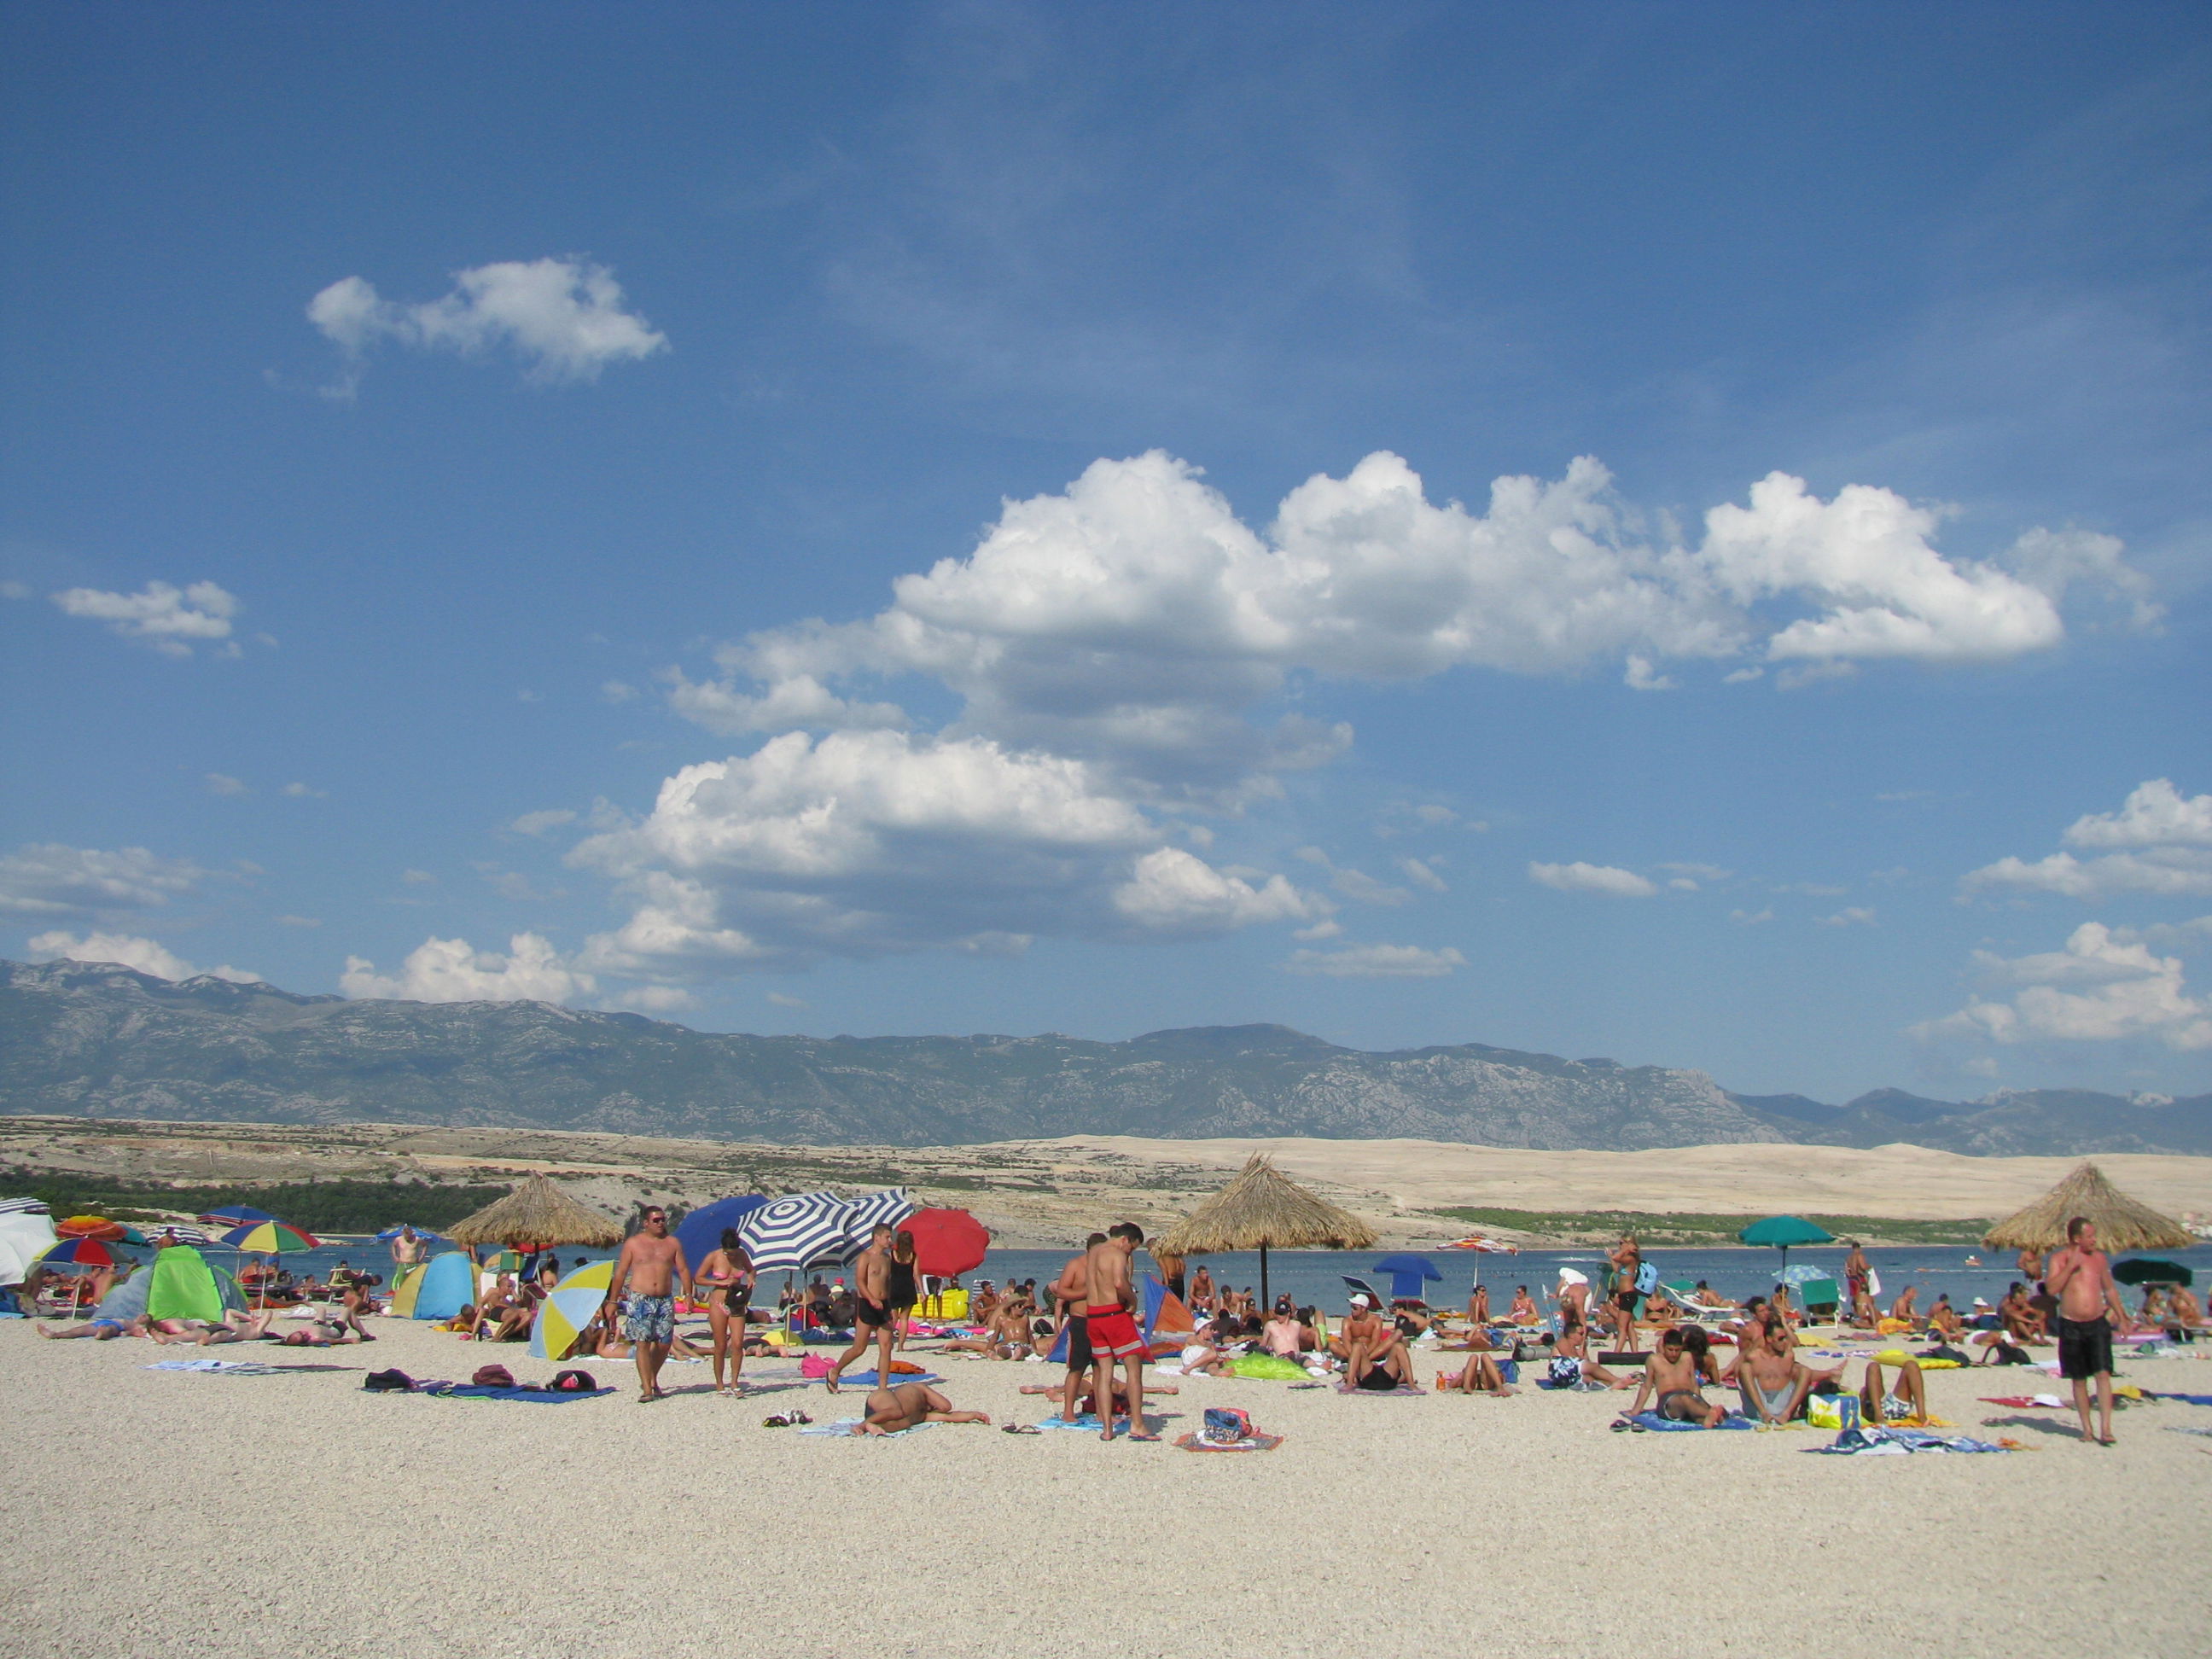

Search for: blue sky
xmin=3 ymin=3 xmax=2208 ymax=1104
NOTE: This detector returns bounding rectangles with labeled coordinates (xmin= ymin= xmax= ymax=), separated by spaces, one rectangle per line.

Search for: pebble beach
xmin=9 ymin=1314 xmax=2208 ymax=1659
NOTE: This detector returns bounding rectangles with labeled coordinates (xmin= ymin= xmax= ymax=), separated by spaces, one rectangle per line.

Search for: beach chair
xmin=1658 ymin=1281 xmax=1737 ymax=1324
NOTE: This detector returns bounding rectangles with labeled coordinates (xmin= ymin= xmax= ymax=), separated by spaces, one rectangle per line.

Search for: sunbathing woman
xmin=1508 ymin=1285 xmax=1540 ymax=1324
xmin=1859 ymin=1354 xmax=1930 ymax=1424
xmin=1435 ymin=1350 xmax=1517 ymax=1396
xmin=38 ymin=1315 xmax=144 ymax=1340
xmin=859 ymin=1382 xmax=991 ymax=1435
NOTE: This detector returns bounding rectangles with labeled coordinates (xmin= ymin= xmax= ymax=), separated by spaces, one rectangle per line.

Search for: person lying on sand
xmin=195 ymin=1310 xmax=279 ymax=1345
xmin=1435 ymin=1351 xmax=1517 ymax=1395
xmin=1545 ymin=1353 xmax=1638 ymax=1389
xmin=860 ymin=1382 xmax=991 ymax=1435
xmin=1627 ymin=1328 xmax=1727 ymax=1427
xmin=943 ymin=1319 xmax=1053 ymax=1360
xmin=38 ymin=1316 xmax=144 ymax=1340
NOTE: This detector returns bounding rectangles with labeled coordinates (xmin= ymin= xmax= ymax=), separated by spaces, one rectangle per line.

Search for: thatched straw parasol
xmin=446 ymin=1173 xmax=625 ymax=1252
xmin=1982 ymin=1161 xmax=2194 ymax=1254
xmin=1155 ymin=1153 xmax=1378 ymax=1312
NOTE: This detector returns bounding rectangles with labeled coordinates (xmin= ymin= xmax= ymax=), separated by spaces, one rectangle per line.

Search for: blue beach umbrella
xmin=199 ymin=1204 xmax=276 ymax=1228
xmin=1370 ymin=1253 xmax=1444 ymax=1302
xmin=674 ymin=1196 xmax=768 ymax=1272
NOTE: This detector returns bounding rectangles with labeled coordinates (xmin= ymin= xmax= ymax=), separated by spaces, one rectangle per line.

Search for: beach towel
xmin=144 ymin=1359 xmax=355 ymax=1376
xmin=1225 ymin=1353 xmax=1308 ymax=1381
xmin=1611 ymin=1411 xmax=1755 ymax=1432
xmin=830 ymin=1370 xmax=943 ymax=1388
xmin=376 ymin=1378 xmax=615 ymax=1401
xmin=2148 ymin=1392 xmax=2212 ymax=1406
xmin=1173 ymin=1430 xmax=1284 ymax=1452
xmin=798 ymin=1417 xmax=925 ymax=1437
xmin=1808 ymin=1425 xmax=2012 ymax=1454
xmin=1981 ymin=1394 xmax=2069 ymax=1409
xmin=2164 ymin=1425 xmax=2212 ymax=1439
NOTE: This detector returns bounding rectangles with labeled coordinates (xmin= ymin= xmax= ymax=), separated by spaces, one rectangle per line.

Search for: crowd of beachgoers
xmin=20 ymin=1206 xmax=2207 ymax=1449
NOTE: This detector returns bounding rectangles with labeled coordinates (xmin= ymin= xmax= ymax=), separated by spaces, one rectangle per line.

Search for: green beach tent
xmin=145 ymin=1246 xmax=224 ymax=1324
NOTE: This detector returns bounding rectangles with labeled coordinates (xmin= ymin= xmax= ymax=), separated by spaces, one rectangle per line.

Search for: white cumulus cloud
xmin=341 ymin=933 xmax=596 ymax=1004
xmin=28 ymin=930 xmax=258 ymax=983
xmin=1916 ymin=923 xmax=2212 ymax=1051
xmin=1965 ymin=780 xmax=2212 ymax=900
xmin=508 ymin=808 xmax=579 ymax=837
xmin=0 ymin=843 xmax=204 ymax=917
xmin=309 ymin=259 xmax=667 ymax=391
xmin=1528 ymin=861 xmax=1658 ymax=898
xmin=1284 ymin=942 xmax=1468 ymax=979
xmin=51 ymin=580 xmax=238 ymax=656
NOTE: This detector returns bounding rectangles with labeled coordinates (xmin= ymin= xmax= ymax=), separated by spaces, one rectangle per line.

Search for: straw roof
xmin=446 ymin=1173 xmax=625 ymax=1249
xmin=1982 ymin=1161 xmax=2195 ymax=1254
xmin=1155 ymin=1154 xmax=1378 ymax=1254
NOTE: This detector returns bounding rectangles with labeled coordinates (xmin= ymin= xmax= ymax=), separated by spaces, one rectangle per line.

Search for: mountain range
xmin=4 ymin=958 xmax=2208 ymax=1156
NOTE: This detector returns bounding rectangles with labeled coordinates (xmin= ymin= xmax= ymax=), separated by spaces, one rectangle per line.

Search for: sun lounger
xmin=1656 ymin=1281 xmax=1738 ymax=1323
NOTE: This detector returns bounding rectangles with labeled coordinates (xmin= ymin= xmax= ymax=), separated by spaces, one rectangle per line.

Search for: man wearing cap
xmin=1343 ymin=1294 xmax=1413 ymax=1390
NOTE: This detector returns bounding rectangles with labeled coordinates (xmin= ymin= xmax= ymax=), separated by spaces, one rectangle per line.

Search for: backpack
xmin=470 ymin=1363 xmax=515 ymax=1388
xmin=1633 ymin=1260 xmax=1659 ymax=1296
xmin=550 ymin=1368 xmax=597 ymax=1392
xmin=363 ymin=1368 xmax=414 ymax=1392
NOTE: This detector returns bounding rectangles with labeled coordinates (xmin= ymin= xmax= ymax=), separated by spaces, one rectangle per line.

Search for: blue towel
xmin=1614 ymin=1410 xmax=1755 ymax=1432
xmin=1808 ymin=1425 xmax=2009 ymax=1454
xmin=2148 ymin=1391 xmax=2212 ymax=1406
xmin=831 ymin=1370 xmax=943 ymax=1388
xmin=414 ymin=1382 xmax=616 ymax=1402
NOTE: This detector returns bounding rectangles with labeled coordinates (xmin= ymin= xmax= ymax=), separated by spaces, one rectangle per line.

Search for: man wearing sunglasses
xmin=606 ymin=1206 xmax=692 ymax=1404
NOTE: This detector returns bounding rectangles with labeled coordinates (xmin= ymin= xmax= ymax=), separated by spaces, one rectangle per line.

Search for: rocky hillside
xmin=3 ymin=958 xmax=2206 ymax=1154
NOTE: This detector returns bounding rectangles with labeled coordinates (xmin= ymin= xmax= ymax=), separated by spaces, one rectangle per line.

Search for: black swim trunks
xmin=1064 ymin=1314 xmax=1094 ymax=1371
xmin=853 ymin=1296 xmax=890 ymax=1329
xmin=2057 ymin=1314 xmax=2113 ymax=1380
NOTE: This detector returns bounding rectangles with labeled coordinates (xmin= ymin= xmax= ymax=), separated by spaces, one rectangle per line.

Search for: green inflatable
xmin=145 ymin=1246 xmax=224 ymax=1324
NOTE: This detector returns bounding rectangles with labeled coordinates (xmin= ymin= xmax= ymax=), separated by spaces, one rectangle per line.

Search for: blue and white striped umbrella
xmin=736 ymin=1192 xmax=857 ymax=1274
xmin=837 ymin=1187 xmax=917 ymax=1257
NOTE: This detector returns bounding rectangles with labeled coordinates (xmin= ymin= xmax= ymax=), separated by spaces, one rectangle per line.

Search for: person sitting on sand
xmin=1643 ymin=1295 xmax=1679 ymax=1332
xmin=1927 ymin=1295 xmax=1964 ymax=1341
xmin=1343 ymin=1295 xmax=1413 ymax=1389
xmin=1508 ymin=1285 xmax=1540 ymax=1324
xmin=1886 ymin=1286 xmax=1921 ymax=1328
xmin=2136 ymin=1286 xmax=2170 ymax=1332
xmin=1260 ymin=1307 xmax=1304 ymax=1359
xmin=1554 ymin=1276 xmax=1592 ymax=1359
xmin=1860 ymin=1353 xmax=1930 ymax=1424
xmin=1770 ymin=1284 xmax=1798 ymax=1327
xmin=1735 ymin=1319 xmax=1831 ymax=1424
xmin=1627 ymin=1327 xmax=1727 ymax=1427
xmin=1465 ymin=1284 xmax=1491 ymax=1327
xmin=1436 ymin=1349 xmax=1517 ymax=1396
xmin=2165 ymin=1283 xmax=2208 ymax=1335
xmin=1999 ymin=1283 xmax=2048 ymax=1344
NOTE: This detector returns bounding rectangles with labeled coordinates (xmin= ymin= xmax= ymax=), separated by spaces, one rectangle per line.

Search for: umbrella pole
xmin=1260 ymin=1241 xmax=1270 ymax=1313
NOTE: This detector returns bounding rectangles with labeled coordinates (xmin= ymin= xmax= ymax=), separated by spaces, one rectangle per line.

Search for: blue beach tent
xmin=409 ymin=1250 xmax=478 ymax=1321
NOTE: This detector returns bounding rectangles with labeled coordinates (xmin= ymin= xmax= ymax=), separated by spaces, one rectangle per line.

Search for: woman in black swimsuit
xmin=888 ymin=1229 xmax=919 ymax=1350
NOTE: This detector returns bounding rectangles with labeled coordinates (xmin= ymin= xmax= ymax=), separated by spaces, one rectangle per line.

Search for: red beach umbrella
xmin=40 ymin=1237 xmax=121 ymax=1268
xmin=903 ymin=1208 xmax=990 ymax=1278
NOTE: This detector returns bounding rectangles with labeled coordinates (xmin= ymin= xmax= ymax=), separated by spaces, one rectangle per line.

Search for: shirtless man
xmin=1082 ymin=1222 xmax=1154 ymax=1441
xmin=1843 ymin=1240 xmax=1871 ymax=1322
xmin=1554 ymin=1274 xmax=1592 ymax=1359
xmin=827 ymin=1223 xmax=897 ymax=1394
xmin=1260 ymin=1307 xmax=1305 ymax=1359
xmin=1187 ymin=1266 xmax=1216 ymax=1314
xmin=1342 ymin=1294 xmax=1413 ymax=1389
xmin=1927 ymin=1295 xmax=1965 ymax=1342
xmin=1050 ymin=1234 xmax=1102 ymax=1424
xmin=604 ymin=1205 xmax=691 ymax=1404
xmin=859 ymin=1381 xmax=990 ymax=1435
xmin=1887 ymin=1286 xmax=1920 ymax=1328
xmin=1628 ymin=1327 xmax=1727 ymax=1427
xmin=1999 ymin=1282 xmax=2047 ymax=1344
xmin=1736 ymin=1320 xmax=1822 ymax=1424
xmin=2046 ymin=1215 xmax=2130 ymax=1445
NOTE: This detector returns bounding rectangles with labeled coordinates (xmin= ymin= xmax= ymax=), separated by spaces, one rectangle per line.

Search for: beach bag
xmin=363 ymin=1368 xmax=414 ymax=1392
xmin=550 ymin=1369 xmax=597 ymax=1392
xmin=1807 ymin=1394 xmax=1860 ymax=1431
xmin=800 ymin=1352 xmax=833 ymax=1377
xmin=1634 ymin=1260 xmax=1658 ymax=1297
xmin=471 ymin=1363 xmax=515 ymax=1388
xmin=1202 ymin=1407 xmax=1254 ymax=1444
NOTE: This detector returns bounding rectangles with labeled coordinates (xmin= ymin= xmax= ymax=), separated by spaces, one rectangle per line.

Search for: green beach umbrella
xmin=2112 ymin=1258 xmax=2192 ymax=1288
xmin=1738 ymin=1214 xmax=1833 ymax=1275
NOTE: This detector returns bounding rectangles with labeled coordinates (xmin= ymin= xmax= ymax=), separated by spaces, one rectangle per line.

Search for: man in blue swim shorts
xmin=605 ymin=1206 xmax=691 ymax=1404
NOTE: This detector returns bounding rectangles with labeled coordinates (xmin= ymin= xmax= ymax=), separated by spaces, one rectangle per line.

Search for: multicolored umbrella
xmin=219 ymin=1221 xmax=322 ymax=1254
xmin=55 ymin=1214 xmax=128 ymax=1241
xmin=530 ymin=1260 xmax=614 ymax=1360
xmin=200 ymin=1204 xmax=276 ymax=1229
xmin=39 ymin=1236 xmax=123 ymax=1268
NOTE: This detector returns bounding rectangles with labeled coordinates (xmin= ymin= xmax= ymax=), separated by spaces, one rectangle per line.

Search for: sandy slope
xmin=4 ymin=1313 xmax=2206 ymax=1659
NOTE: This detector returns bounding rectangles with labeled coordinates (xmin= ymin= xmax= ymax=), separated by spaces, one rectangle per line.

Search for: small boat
xmin=1963 ymin=1255 xmax=1982 ymax=1266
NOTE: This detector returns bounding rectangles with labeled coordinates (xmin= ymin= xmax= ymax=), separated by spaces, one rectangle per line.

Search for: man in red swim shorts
xmin=1083 ymin=1222 xmax=1154 ymax=1442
